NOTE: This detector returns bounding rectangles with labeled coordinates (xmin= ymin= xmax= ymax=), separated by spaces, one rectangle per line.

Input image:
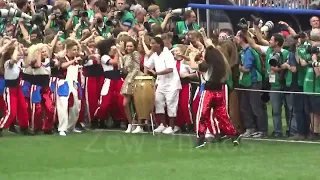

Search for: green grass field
xmin=1 ymin=131 xmax=319 ymax=180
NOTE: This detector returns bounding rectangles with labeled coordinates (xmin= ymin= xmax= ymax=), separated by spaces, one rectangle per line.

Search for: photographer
xmin=114 ymin=0 xmax=134 ymax=31
xmin=247 ymin=32 xmax=292 ymax=138
xmin=147 ymin=4 xmax=172 ymax=30
xmin=65 ymin=2 xmax=94 ymax=34
xmin=235 ymin=30 xmax=267 ymax=138
xmin=45 ymin=5 xmax=66 ymax=41
xmin=302 ymin=29 xmax=320 ymax=139
xmin=133 ymin=8 xmax=149 ymax=32
xmin=90 ymin=12 xmax=111 ymax=38
xmin=175 ymin=10 xmax=200 ymax=38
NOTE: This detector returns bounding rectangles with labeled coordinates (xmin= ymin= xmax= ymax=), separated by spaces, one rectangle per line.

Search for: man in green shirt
xmin=175 ymin=10 xmax=200 ymax=38
xmin=114 ymin=0 xmax=134 ymax=31
xmin=147 ymin=4 xmax=172 ymax=31
xmin=45 ymin=5 xmax=67 ymax=41
xmin=247 ymin=33 xmax=293 ymax=137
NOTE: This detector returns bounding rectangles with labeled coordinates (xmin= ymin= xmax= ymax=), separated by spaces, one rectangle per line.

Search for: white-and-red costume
xmin=26 ymin=58 xmax=54 ymax=132
xmin=56 ymin=56 xmax=82 ymax=132
xmin=83 ymin=57 xmax=104 ymax=123
xmin=94 ymin=55 xmax=126 ymax=121
xmin=175 ymin=59 xmax=194 ymax=127
xmin=0 ymin=60 xmax=29 ymax=130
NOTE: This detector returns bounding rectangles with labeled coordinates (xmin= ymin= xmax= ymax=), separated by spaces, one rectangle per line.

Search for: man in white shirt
xmin=144 ymin=37 xmax=181 ymax=134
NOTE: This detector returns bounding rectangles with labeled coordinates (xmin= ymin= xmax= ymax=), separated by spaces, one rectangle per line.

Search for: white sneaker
xmin=173 ymin=126 xmax=180 ymax=133
xmin=154 ymin=123 xmax=166 ymax=133
xmin=59 ymin=131 xmax=66 ymax=136
xmin=132 ymin=126 xmax=144 ymax=134
xmin=205 ymin=133 xmax=214 ymax=138
xmin=242 ymin=129 xmax=255 ymax=137
xmin=72 ymin=129 xmax=82 ymax=133
xmin=125 ymin=124 xmax=133 ymax=133
xmin=162 ymin=127 xmax=174 ymax=135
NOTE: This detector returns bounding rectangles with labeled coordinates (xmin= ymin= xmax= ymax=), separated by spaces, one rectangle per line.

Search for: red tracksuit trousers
xmin=196 ymin=89 xmax=236 ymax=137
xmin=30 ymin=85 xmax=54 ymax=131
xmin=176 ymin=83 xmax=193 ymax=126
xmin=94 ymin=78 xmax=126 ymax=121
xmin=84 ymin=76 xmax=104 ymax=122
xmin=0 ymin=87 xmax=29 ymax=129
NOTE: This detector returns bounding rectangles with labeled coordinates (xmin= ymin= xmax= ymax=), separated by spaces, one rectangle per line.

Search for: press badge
xmin=239 ymin=72 xmax=243 ymax=80
xmin=269 ymin=74 xmax=276 ymax=83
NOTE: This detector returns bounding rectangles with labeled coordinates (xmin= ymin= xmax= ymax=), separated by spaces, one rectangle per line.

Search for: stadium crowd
xmin=0 ymin=0 xmax=319 ymax=144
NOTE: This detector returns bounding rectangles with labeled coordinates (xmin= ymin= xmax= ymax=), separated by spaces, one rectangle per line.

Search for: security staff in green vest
xmin=114 ymin=0 xmax=134 ymax=31
xmin=45 ymin=6 xmax=67 ymax=42
xmin=147 ymin=4 xmax=172 ymax=30
xmin=175 ymin=10 xmax=200 ymax=39
xmin=247 ymin=33 xmax=292 ymax=137
xmin=234 ymin=31 xmax=267 ymax=138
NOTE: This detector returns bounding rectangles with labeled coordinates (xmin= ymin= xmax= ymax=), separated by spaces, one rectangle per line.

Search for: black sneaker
xmin=8 ymin=124 xmax=18 ymax=134
xmin=20 ymin=128 xmax=35 ymax=136
xmin=194 ymin=135 xmax=206 ymax=149
xmin=232 ymin=134 xmax=243 ymax=146
xmin=76 ymin=122 xmax=85 ymax=131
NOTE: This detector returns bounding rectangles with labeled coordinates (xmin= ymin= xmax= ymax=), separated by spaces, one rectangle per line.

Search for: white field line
xmin=91 ymin=129 xmax=320 ymax=145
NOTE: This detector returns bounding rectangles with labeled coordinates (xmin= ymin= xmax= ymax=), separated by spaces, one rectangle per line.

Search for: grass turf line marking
xmin=93 ymin=129 xmax=320 ymax=145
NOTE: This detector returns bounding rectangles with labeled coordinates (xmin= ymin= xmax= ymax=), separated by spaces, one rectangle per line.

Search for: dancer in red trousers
xmin=188 ymin=44 xmax=242 ymax=148
xmin=94 ymin=38 xmax=125 ymax=129
xmin=173 ymin=45 xmax=197 ymax=132
xmin=26 ymin=44 xmax=54 ymax=134
xmin=0 ymin=43 xmax=32 ymax=136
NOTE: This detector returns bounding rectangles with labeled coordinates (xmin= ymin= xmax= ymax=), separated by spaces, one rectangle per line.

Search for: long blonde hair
xmin=25 ymin=43 xmax=51 ymax=66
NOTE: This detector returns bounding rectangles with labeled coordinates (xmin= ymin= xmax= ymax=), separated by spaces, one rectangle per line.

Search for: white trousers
xmin=155 ymin=89 xmax=180 ymax=117
xmin=56 ymin=80 xmax=81 ymax=132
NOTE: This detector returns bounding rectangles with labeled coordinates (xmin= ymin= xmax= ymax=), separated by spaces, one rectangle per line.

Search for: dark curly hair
xmin=97 ymin=38 xmax=116 ymax=56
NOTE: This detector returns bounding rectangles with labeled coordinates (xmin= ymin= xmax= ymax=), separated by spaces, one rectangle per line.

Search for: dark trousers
xmin=293 ymin=87 xmax=310 ymax=136
xmin=239 ymin=82 xmax=268 ymax=133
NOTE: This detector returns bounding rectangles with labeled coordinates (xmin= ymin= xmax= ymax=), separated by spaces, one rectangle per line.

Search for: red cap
xmin=281 ymin=30 xmax=290 ymax=37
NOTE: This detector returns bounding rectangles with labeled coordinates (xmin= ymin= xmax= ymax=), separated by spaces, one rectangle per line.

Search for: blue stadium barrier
xmin=187 ymin=4 xmax=320 ymax=15
xmin=187 ymin=4 xmax=319 ymax=33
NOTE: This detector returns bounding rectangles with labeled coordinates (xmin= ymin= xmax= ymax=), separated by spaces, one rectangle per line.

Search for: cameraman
xmin=114 ymin=0 xmax=134 ymax=31
xmin=282 ymin=34 xmax=311 ymax=140
xmin=147 ymin=4 xmax=172 ymax=30
xmin=45 ymin=5 xmax=66 ymax=41
xmin=90 ymin=13 xmax=111 ymax=38
xmin=235 ymin=31 xmax=268 ymax=138
xmin=247 ymin=33 xmax=292 ymax=137
xmin=302 ymin=29 xmax=320 ymax=139
xmin=175 ymin=10 xmax=200 ymax=38
xmin=65 ymin=2 xmax=94 ymax=34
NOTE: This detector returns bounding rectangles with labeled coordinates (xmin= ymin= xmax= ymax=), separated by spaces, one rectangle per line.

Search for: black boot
xmin=76 ymin=122 xmax=85 ymax=131
xmin=8 ymin=124 xmax=18 ymax=134
xmin=20 ymin=128 xmax=35 ymax=136
xmin=194 ymin=133 xmax=206 ymax=148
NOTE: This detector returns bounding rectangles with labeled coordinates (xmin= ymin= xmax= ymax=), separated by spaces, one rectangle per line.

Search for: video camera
xmin=76 ymin=10 xmax=88 ymax=18
xmin=0 ymin=7 xmax=32 ymax=20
